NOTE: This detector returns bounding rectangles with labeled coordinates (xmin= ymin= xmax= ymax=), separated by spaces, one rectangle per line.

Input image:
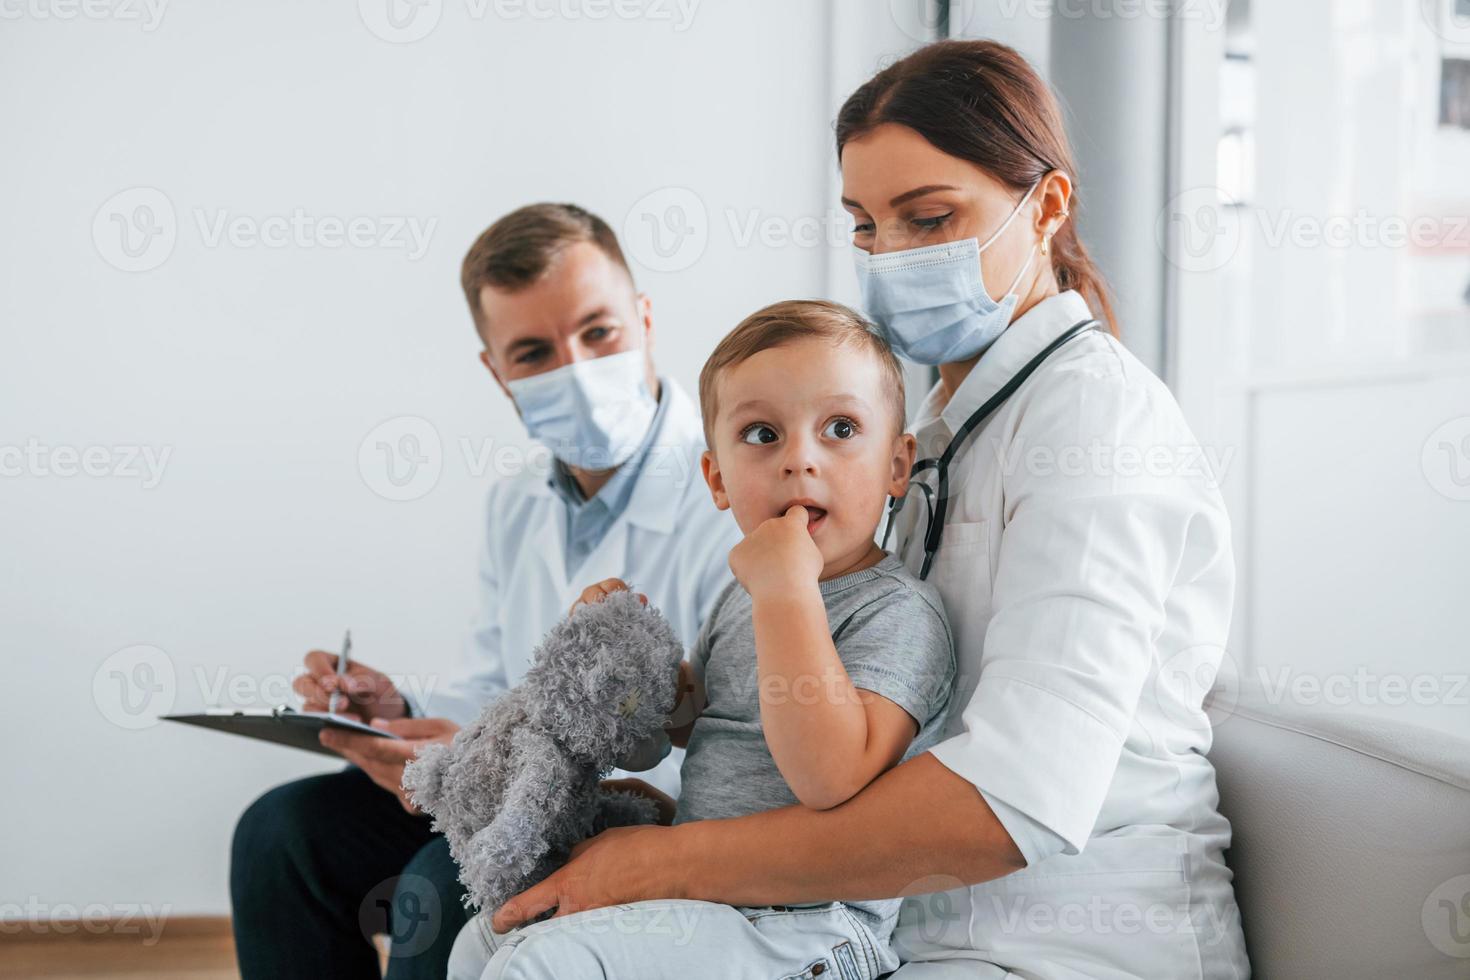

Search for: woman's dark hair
xmin=836 ymin=39 xmax=1119 ymax=338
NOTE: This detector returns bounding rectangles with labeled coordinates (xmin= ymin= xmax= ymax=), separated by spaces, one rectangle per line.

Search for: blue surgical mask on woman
xmin=853 ymin=180 xmax=1042 ymax=365
xmin=506 ymin=347 xmax=658 ymax=470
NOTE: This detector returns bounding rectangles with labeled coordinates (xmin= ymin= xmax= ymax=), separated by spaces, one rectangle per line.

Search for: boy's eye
xmin=822 ymin=417 xmax=857 ymax=440
xmin=739 ymin=424 xmax=779 ymax=446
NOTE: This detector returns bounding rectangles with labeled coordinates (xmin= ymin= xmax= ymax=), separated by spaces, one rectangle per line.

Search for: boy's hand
xmin=569 ymin=578 xmax=649 ymax=616
xmin=728 ymin=505 xmax=824 ymax=598
xmin=664 ymin=660 xmax=705 ymax=750
xmin=666 ymin=660 xmax=699 ymax=723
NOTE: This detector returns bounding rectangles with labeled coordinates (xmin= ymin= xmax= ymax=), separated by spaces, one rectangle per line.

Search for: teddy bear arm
xmin=462 ymin=750 xmax=589 ymax=909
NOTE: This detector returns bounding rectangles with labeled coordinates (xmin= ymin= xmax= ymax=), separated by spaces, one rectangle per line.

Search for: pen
xmin=328 ymin=629 xmax=351 ymax=715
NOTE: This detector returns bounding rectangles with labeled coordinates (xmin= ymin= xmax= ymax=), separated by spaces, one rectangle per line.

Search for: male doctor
xmin=229 ymin=203 xmax=740 ymax=980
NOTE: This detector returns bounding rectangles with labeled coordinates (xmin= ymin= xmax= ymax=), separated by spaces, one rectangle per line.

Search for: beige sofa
xmin=1209 ymin=687 xmax=1470 ymax=978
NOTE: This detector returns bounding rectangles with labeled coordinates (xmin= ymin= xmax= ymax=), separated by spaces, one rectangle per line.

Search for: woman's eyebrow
xmin=841 ymin=184 xmax=960 ymax=210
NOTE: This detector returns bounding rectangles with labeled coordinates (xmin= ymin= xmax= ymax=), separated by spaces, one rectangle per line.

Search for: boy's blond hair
xmin=698 ymin=300 xmax=906 ymax=446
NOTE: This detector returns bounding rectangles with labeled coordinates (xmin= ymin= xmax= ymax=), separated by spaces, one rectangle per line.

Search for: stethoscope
xmin=881 ymin=317 xmax=1101 ymax=580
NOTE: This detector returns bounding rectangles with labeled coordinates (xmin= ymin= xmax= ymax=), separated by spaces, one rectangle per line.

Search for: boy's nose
xmin=780 ymin=438 xmax=820 ymax=477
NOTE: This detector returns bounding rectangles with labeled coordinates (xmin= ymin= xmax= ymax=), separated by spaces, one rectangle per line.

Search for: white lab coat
xmin=886 ymin=291 xmax=1251 ymax=979
xmin=407 ymin=379 xmax=742 ymax=800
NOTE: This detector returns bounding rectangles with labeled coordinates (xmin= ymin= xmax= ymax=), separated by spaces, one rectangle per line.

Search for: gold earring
xmin=1041 ymin=234 xmax=1052 ymax=257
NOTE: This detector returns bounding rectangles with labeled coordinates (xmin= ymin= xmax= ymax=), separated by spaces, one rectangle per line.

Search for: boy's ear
xmin=700 ymin=449 xmax=730 ymax=511
xmin=887 ymin=432 xmax=917 ymax=498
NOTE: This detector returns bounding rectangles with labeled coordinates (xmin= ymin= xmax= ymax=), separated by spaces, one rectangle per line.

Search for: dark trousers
xmin=230 ymin=766 xmax=471 ymax=980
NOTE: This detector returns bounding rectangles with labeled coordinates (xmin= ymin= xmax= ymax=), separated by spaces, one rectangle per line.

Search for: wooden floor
xmin=0 ymin=918 xmax=237 ymax=980
xmin=1 ymin=936 xmax=238 ymax=979
xmin=0 ymin=918 xmax=390 ymax=979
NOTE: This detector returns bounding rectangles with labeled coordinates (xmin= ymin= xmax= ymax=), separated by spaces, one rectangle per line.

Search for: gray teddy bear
xmin=402 ymin=589 xmax=685 ymax=916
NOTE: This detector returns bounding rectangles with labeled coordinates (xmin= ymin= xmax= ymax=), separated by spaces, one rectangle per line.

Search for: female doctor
xmin=489 ymin=40 xmax=1251 ymax=979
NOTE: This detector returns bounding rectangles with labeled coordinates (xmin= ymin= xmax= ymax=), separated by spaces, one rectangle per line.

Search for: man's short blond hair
xmin=698 ymin=300 xmax=906 ymax=446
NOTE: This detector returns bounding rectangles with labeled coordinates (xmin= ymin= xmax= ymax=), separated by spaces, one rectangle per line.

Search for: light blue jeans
xmin=446 ymin=898 xmax=901 ymax=980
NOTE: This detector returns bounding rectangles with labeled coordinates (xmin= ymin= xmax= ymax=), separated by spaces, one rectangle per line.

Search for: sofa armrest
xmin=1208 ymin=687 xmax=1470 ymax=978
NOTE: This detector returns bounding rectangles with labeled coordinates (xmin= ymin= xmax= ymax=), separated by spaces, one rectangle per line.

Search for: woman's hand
xmin=491 ymin=823 xmax=682 ymax=932
xmin=491 ymin=755 xmax=1026 ymax=935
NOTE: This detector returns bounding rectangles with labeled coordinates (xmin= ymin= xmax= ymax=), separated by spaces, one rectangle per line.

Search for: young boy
xmin=449 ymin=300 xmax=955 ymax=980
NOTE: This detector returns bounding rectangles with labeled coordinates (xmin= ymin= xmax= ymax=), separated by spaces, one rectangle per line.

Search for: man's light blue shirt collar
xmin=546 ymin=376 xmax=672 ymax=576
xmin=546 ymin=376 xmax=669 ymax=508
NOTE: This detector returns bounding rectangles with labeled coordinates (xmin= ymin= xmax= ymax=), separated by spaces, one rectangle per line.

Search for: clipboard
xmin=160 ymin=705 xmax=403 ymax=757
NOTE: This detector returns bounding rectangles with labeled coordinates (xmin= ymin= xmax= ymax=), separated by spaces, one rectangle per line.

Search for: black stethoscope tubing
xmin=883 ymin=317 xmax=1102 ymax=580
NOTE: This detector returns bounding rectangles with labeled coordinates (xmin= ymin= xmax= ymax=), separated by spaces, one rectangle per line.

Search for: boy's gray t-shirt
xmin=673 ymin=552 xmax=956 ymax=942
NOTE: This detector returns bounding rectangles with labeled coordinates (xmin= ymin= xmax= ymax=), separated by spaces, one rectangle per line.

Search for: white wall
xmin=1170 ymin=0 xmax=1470 ymax=740
xmin=950 ymin=0 xmax=1051 ymax=73
xmin=1250 ymin=370 xmax=1470 ymax=739
xmin=0 ymin=0 xmax=891 ymax=917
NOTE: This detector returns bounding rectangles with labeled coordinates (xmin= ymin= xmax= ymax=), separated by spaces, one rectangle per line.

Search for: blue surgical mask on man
xmin=853 ymin=180 xmax=1042 ymax=365
xmin=506 ymin=346 xmax=658 ymax=471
